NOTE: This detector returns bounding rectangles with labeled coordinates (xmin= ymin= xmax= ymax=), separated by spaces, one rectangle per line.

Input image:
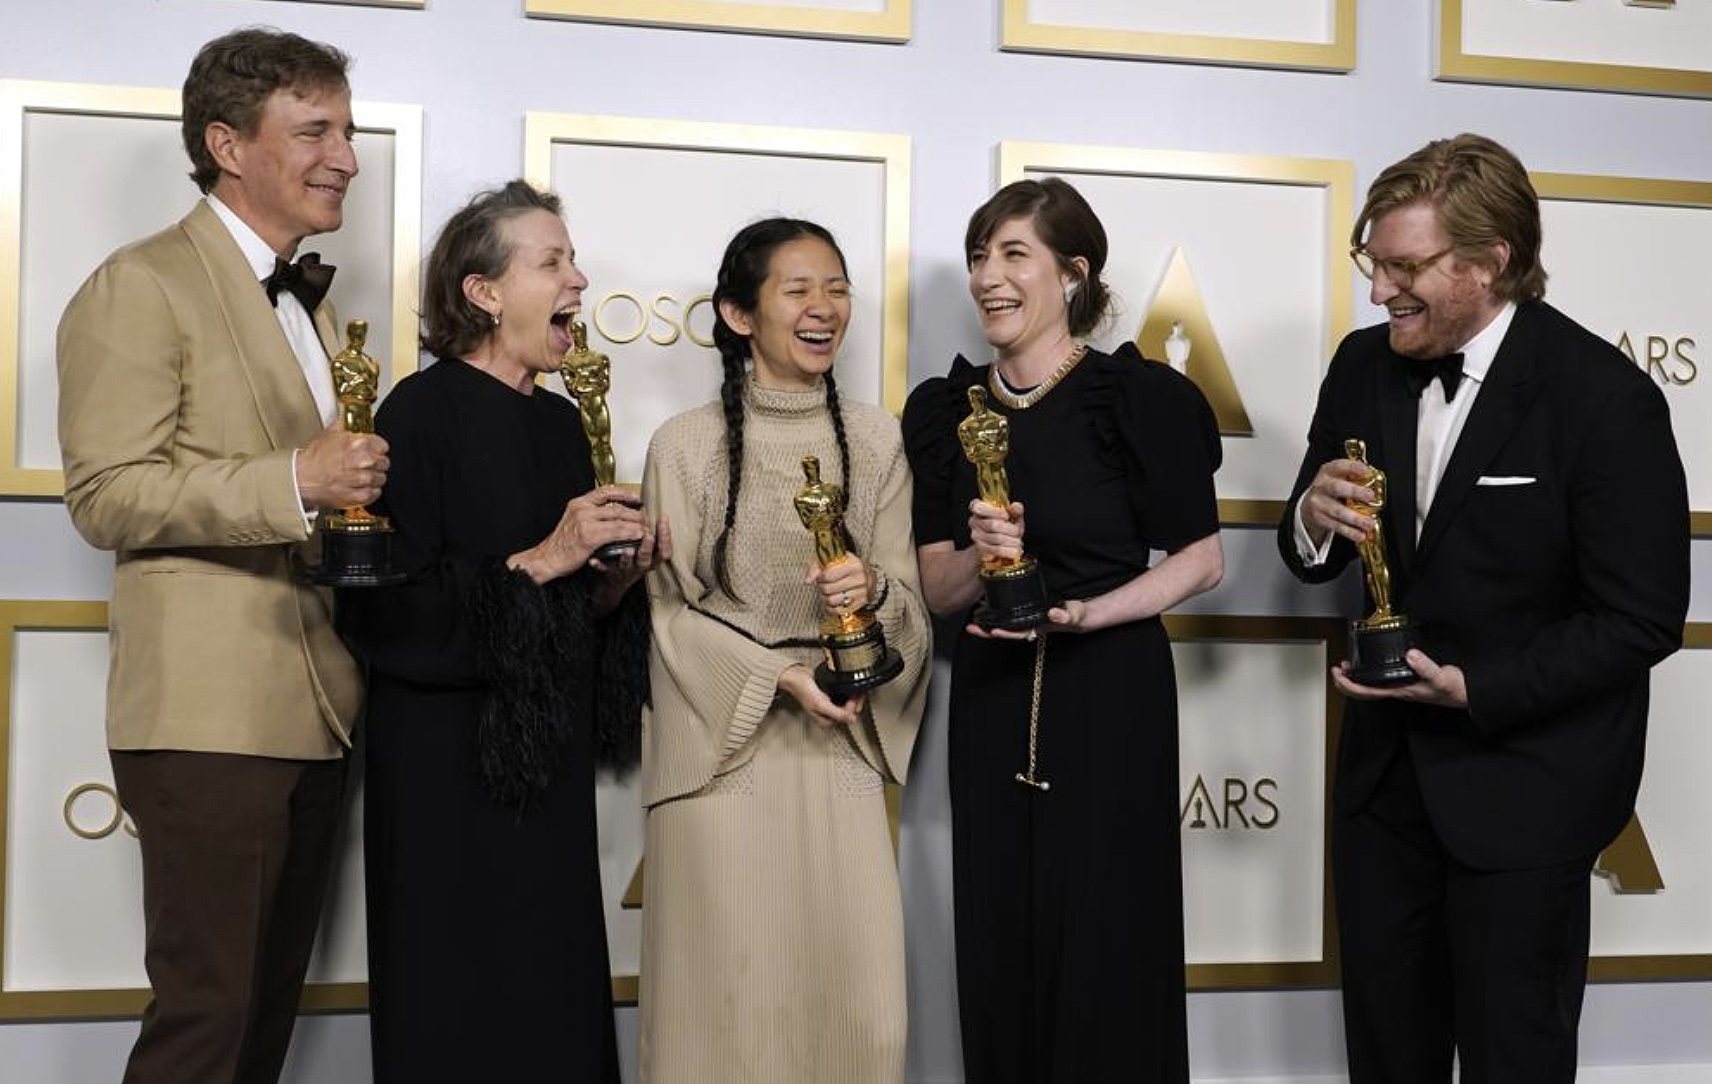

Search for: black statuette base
xmin=1346 ymin=615 xmax=1420 ymax=688
xmin=314 ymin=521 xmax=407 ymax=588
xmin=972 ymin=556 xmax=1052 ymax=632
xmin=593 ymin=539 xmax=640 ymax=564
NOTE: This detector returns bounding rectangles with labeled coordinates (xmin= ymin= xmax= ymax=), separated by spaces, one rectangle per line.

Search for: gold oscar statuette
xmin=560 ymin=316 xmax=639 ymax=562
xmin=1341 ymin=437 xmax=1419 ymax=686
xmin=315 ymin=319 xmax=406 ymax=587
xmin=957 ymin=385 xmax=1052 ymax=630
xmin=794 ymin=455 xmax=904 ymax=699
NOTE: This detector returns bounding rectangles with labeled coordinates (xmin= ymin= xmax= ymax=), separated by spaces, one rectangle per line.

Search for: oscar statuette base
xmin=1346 ymin=614 xmax=1420 ymax=688
xmin=593 ymin=493 xmax=644 ymax=565
xmin=313 ymin=514 xmax=407 ymax=588
xmin=815 ymin=618 xmax=905 ymax=703
xmin=972 ymin=555 xmax=1053 ymax=631
xmin=593 ymin=540 xmax=639 ymax=564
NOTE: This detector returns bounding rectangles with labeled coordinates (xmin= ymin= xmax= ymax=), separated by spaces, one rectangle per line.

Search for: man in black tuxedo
xmin=1278 ymin=134 xmax=1689 ymax=1083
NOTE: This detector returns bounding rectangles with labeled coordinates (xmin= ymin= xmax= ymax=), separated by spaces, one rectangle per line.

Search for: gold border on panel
xmin=1001 ymin=0 xmax=1355 ymax=73
xmin=1163 ymin=614 xmax=1344 ymax=990
xmin=1589 ymin=622 xmax=1712 ymax=982
xmin=1438 ymin=0 xmax=1712 ymax=99
xmin=525 ymin=0 xmax=910 ymax=43
xmin=1531 ymin=170 xmax=1712 ymax=537
xmin=0 ymin=80 xmax=423 ymax=500
xmin=999 ymin=142 xmax=1355 ymax=527
xmin=525 ymin=113 xmax=911 ymax=416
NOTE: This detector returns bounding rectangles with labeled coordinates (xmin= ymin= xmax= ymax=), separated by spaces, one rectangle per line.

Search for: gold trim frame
xmin=1589 ymin=623 xmax=1712 ymax=981
xmin=1002 ymin=0 xmax=1355 ymax=72
xmin=0 ymin=600 xmax=369 ymax=1020
xmin=999 ymin=142 xmax=1355 ymax=527
xmin=1438 ymin=0 xmax=1712 ymax=98
xmin=1165 ymin=614 xmax=1343 ymax=990
xmin=1531 ymin=170 xmax=1712 ymax=538
xmin=525 ymin=114 xmax=911 ymax=417
xmin=526 ymin=0 xmax=910 ymax=43
xmin=0 ymin=80 xmax=423 ymax=499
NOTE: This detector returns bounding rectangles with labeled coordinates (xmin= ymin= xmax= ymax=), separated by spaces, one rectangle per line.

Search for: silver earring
xmin=491 ymin=312 xmax=501 ymax=327
xmin=1063 ymin=282 xmax=1079 ymax=303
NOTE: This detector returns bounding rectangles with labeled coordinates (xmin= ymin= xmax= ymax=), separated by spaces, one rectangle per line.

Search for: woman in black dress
xmin=901 ymin=177 xmax=1224 ymax=1083
xmin=338 ymin=180 xmax=663 ymax=1083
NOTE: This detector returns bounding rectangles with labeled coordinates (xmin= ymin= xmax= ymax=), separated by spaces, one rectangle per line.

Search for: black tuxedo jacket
xmin=1278 ymin=300 xmax=1689 ymax=870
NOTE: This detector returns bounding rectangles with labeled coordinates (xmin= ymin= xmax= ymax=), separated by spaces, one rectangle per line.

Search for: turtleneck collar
xmin=745 ymin=374 xmax=826 ymax=418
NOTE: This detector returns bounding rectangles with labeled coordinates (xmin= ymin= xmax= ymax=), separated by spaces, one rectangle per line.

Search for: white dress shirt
xmin=205 ymin=195 xmax=339 ymax=425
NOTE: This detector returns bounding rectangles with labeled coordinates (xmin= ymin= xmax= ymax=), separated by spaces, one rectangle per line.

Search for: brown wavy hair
xmin=181 ymin=28 xmax=350 ymax=194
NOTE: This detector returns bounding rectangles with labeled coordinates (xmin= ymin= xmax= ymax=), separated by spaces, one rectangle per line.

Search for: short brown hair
xmin=181 ymin=28 xmax=351 ymax=194
xmin=964 ymin=177 xmax=1111 ymax=338
xmin=1354 ymin=133 xmax=1547 ymax=303
xmin=421 ymin=181 xmax=563 ymax=360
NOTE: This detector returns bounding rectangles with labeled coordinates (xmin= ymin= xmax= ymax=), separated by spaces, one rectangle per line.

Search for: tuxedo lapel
xmin=181 ymin=203 xmax=325 ymax=450
xmin=1415 ymin=307 xmax=1544 ymax=566
xmin=1375 ymin=352 xmax=1419 ymax=577
xmin=313 ymin=299 xmax=342 ymax=364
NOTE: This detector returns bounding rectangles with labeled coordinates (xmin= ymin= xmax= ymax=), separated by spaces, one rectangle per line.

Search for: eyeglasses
xmin=1349 ymin=245 xmax=1456 ymax=288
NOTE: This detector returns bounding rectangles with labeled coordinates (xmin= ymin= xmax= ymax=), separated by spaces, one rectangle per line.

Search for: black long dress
xmin=901 ymin=344 xmax=1221 ymax=1084
xmin=338 ymin=357 xmax=645 ymax=1084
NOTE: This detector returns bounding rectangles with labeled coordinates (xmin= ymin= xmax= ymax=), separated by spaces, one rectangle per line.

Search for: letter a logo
xmin=1594 ymin=812 xmax=1664 ymax=893
xmin=1135 ymin=248 xmax=1253 ymax=436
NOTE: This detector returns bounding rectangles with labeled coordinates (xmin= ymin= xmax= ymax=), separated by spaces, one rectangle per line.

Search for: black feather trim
xmin=591 ymin=583 xmax=649 ymax=777
xmin=466 ymin=563 xmax=576 ymax=806
xmin=466 ymin=563 xmax=651 ymax=804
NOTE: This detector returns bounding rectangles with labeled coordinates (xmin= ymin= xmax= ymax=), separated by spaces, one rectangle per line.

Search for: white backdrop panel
xmin=1590 ymin=641 xmax=1712 ymax=959
xmin=546 ymin=138 xmax=890 ymax=483
xmin=3 ymin=623 xmax=367 ymax=996
xmin=1024 ymin=0 xmax=1334 ymax=44
xmin=693 ymin=0 xmax=884 ymax=10
xmin=13 ymin=93 xmax=402 ymax=485
xmin=1536 ymin=194 xmax=1711 ymax=517
xmin=1461 ymin=0 xmax=1712 ymax=74
xmin=1021 ymin=167 xmax=1331 ymax=511
xmin=1176 ymin=637 xmax=1327 ymax=967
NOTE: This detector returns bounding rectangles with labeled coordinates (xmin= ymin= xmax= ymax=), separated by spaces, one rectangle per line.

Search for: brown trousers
xmin=111 ymin=749 xmax=347 ymax=1084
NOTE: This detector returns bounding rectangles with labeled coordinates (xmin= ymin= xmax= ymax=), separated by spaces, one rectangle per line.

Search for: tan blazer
xmin=57 ymin=201 xmax=361 ymax=760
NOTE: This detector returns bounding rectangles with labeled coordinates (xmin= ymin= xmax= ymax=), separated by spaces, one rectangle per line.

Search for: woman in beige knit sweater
xmin=637 ymin=219 xmax=930 ymax=1084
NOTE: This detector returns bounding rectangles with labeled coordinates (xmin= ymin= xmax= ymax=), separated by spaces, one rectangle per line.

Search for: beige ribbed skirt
xmin=638 ymin=699 xmax=905 ymax=1084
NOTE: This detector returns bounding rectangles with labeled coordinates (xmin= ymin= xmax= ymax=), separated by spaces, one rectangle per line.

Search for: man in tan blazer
xmin=56 ymin=29 xmax=387 ymax=1084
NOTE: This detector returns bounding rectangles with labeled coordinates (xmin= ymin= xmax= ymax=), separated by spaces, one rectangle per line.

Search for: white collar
xmin=204 ymin=194 xmax=291 ymax=283
xmin=1454 ymin=300 xmax=1517 ymax=386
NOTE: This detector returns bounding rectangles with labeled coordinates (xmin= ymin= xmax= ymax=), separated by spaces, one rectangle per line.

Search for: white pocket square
xmin=1476 ymin=475 xmax=1536 ymax=486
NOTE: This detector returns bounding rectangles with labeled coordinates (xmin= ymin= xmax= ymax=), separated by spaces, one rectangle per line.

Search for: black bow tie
xmin=263 ymin=252 xmax=335 ymax=312
xmin=1404 ymin=353 xmax=1465 ymax=402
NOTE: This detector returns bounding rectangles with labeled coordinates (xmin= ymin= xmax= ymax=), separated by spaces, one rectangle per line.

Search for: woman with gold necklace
xmin=902 ymin=177 xmax=1225 ymax=1084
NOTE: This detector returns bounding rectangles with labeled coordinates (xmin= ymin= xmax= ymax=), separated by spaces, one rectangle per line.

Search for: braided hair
xmin=709 ymin=218 xmax=856 ymax=601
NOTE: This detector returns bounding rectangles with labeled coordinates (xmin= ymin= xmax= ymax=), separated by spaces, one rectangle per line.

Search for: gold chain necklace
xmin=987 ymin=344 xmax=1088 ymax=410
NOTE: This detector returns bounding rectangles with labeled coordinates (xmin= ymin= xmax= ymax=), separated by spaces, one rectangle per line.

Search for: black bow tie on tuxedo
xmin=1403 ymin=353 xmax=1465 ymax=402
xmin=263 ymin=252 xmax=335 ymax=312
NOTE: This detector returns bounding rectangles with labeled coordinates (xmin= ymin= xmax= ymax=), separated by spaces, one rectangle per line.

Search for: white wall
xmin=2 ymin=1 xmax=1709 ymax=1081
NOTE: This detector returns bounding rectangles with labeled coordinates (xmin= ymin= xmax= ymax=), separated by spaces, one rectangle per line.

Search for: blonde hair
xmin=1354 ymin=133 xmax=1546 ymax=303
